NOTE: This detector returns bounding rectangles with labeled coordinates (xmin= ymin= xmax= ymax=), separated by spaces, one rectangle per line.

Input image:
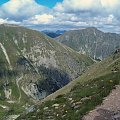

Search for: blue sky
xmin=0 ymin=0 xmax=63 ymax=8
xmin=0 ymin=0 xmax=9 ymax=5
xmin=0 ymin=0 xmax=120 ymax=33
xmin=36 ymin=0 xmax=63 ymax=8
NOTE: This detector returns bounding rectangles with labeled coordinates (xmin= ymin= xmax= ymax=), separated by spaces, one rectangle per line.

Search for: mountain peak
xmin=83 ymin=27 xmax=101 ymax=32
xmin=56 ymin=27 xmax=120 ymax=60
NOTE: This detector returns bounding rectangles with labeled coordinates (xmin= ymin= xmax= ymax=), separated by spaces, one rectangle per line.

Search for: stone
xmin=63 ymin=104 xmax=66 ymax=107
xmin=62 ymin=115 xmax=66 ymax=118
xmin=43 ymin=107 xmax=48 ymax=110
xmin=75 ymin=101 xmax=82 ymax=105
xmin=74 ymin=105 xmax=80 ymax=109
xmin=55 ymin=107 xmax=58 ymax=109
xmin=68 ymin=98 xmax=72 ymax=101
xmin=52 ymin=104 xmax=59 ymax=107
xmin=70 ymin=100 xmax=74 ymax=104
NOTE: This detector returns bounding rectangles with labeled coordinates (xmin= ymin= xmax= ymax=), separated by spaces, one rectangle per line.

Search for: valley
xmin=0 ymin=24 xmax=93 ymax=119
xmin=0 ymin=24 xmax=119 ymax=120
xmin=0 ymin=0 xmax=120 ymax=119
xmin=17 ymin=47 xmax=120 ymax=120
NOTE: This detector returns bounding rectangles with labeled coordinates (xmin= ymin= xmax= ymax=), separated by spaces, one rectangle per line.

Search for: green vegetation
xmin=0 ymin=24 xmax=94 ymax=119
xmin=0 ymin=24 xmax=119 ymax=120
xmin=17 ymin=72 xmax=120 ymax=120
xmin=17 ymin=51 xmax=120 ymax=120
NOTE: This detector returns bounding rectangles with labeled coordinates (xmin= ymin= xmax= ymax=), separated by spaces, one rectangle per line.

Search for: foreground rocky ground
xmin=83 ymin=85 xmax=120 ymax=120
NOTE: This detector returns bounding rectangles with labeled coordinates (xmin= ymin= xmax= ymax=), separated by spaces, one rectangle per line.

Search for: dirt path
xmin=16 ymin=74 xmax=23 ymax=103
xmin=83 ymin=85 xmax=120 ymax=120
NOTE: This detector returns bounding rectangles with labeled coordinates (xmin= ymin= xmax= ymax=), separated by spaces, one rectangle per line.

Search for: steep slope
xmin=17 ymin=49 xmax=120 ymax=120
xmin=0 ymin=24 xmax=93 ymax=119
xmin=56 ymin=27 xmax=120 ymax=60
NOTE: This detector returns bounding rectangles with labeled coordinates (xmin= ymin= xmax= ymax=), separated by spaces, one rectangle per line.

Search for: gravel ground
xmin=83 ymin=85 xmax=120 ymax=120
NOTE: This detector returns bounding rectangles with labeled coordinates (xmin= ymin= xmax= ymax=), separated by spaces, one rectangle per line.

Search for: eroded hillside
xmin=0 ymin=24 xmax=93 ymax=119
xmin=17 ymin=50 xmax=120 ymax=120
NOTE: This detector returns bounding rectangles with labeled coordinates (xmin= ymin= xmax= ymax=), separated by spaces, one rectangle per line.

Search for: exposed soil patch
xmin=83 ymin=85 xmax=120 ymax=120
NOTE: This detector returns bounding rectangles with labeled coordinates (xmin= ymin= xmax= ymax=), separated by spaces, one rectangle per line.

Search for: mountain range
xmin=0 ymin=24 xmax=120 ymax=120
xmin=42 ymin=30 xmax=66 ymax=38
xmin=0 ymin=24 xmax=93 ymax=119
xmin=56 ymin=27 xmax=120 ymax=60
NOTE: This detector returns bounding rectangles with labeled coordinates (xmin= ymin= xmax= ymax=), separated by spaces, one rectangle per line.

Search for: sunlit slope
xmin=17 ymin=50 xmax=120 ymax=120
xmin=0 ymin=24 xmax=94 ymax=119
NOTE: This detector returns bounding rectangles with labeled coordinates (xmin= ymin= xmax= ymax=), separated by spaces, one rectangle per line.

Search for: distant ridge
xmin=42 ymin=30 xmax=66 ymax=38
xmin=56 ymin=27 xmax=120 ymax=60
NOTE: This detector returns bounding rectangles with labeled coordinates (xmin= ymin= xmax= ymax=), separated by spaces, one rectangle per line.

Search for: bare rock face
xmin=4 ymin=88 xmax=12 ymax=99
xmin=56 ymin=27 xmax=120 ymax=60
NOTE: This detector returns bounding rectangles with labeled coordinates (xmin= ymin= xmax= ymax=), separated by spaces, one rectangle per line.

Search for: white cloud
xmin=47 ymin=0 xmax=120 ymax=32
xmin=0 ymin=18 xmax=20 ymax=24
xmin=101 ymin=0 xmax=119 ymax=8
xmin=0 ymin=18 xmax=7 ymax=24
xmin=25 ymin=14 xmax=54 ymax=24
xmin=107 ymin=14 xmax=114 ymax=24
xmin=0 ymin=0 xmax=48 ymax=20
xmin=0 ymin=0 xmax=120 ymax=33
xmin=54 ymin=0 xmax=100 ymax=12
xmin=54 ymin=0 xmax=120 ymax=15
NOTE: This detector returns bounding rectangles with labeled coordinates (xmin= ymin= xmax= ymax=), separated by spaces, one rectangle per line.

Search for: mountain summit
xmin=56 ymin=27 xmax=120 ymax=60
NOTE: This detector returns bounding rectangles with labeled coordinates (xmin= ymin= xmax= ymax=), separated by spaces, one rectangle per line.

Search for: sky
xmin=35 ymin=0 xmax=63 ymax=8
xmin=0 ymin=0 xmax=8 ymax=4
xmin=0 ymin=0 xmax=120 ymax=33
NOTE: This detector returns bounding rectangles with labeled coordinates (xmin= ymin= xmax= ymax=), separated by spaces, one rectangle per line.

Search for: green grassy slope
xmin=17 ymin=51 xmax=120 ymax=120
xmin=0 ymin=24 xmax=94 ymax=119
